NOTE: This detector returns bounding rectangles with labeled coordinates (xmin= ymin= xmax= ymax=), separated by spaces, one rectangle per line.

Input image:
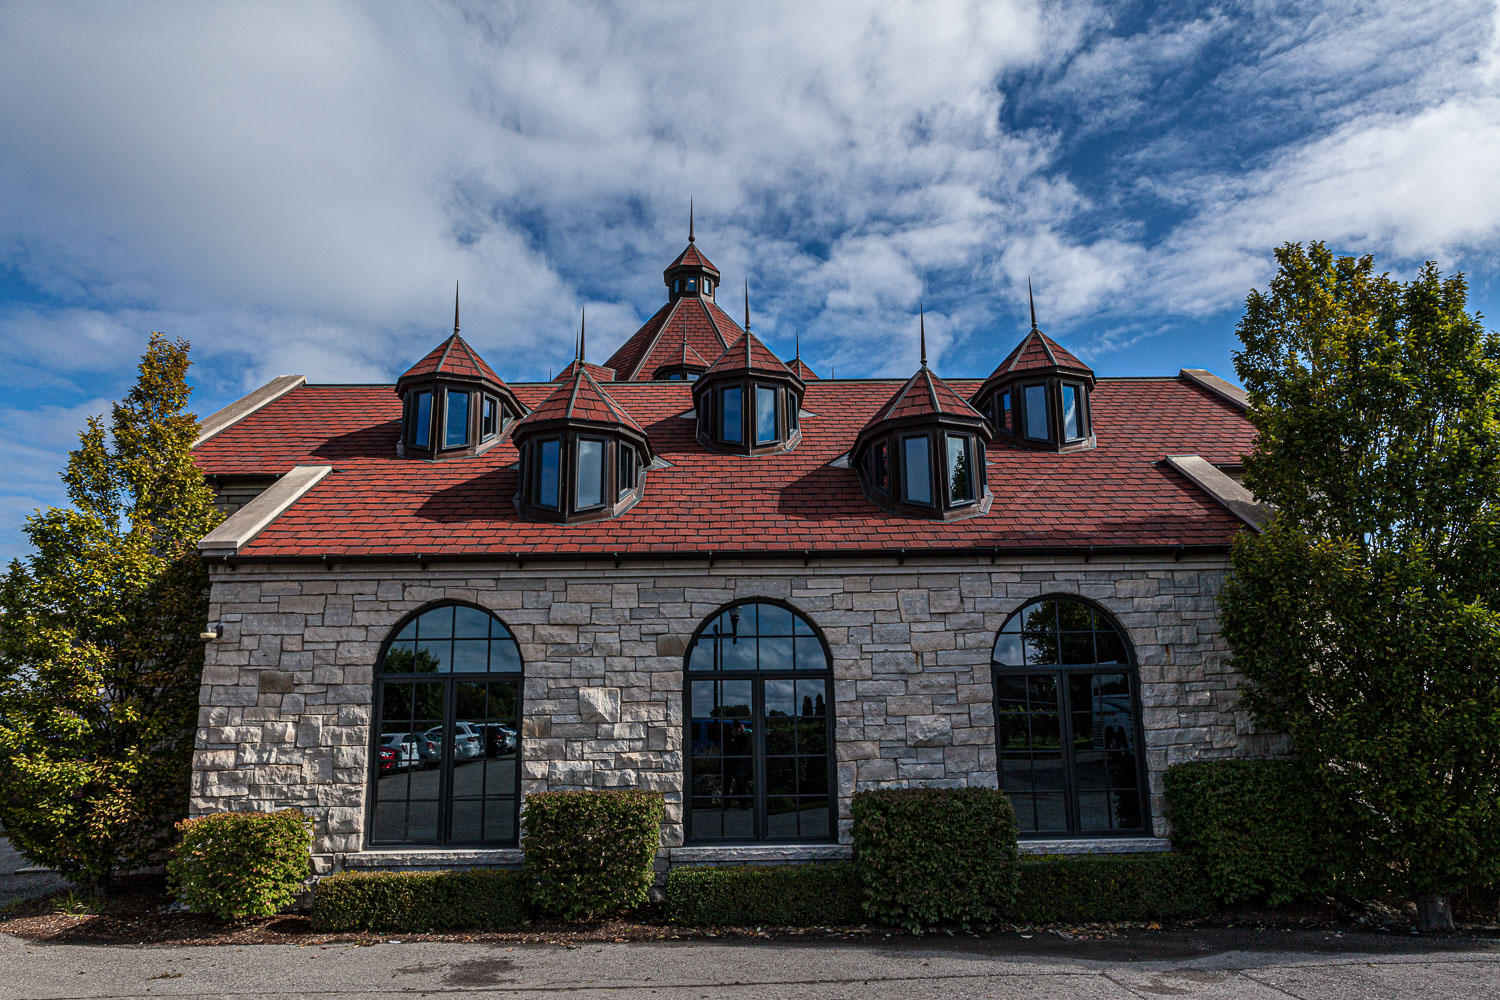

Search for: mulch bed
xmin=3 ymin=875 xmax=1496 ymax=948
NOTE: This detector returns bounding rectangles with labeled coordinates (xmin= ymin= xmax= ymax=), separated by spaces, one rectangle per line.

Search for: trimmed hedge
xmin=1165 ymin=759 xmax=1330 ymax=905
xmin=311 ymin=869 xmax=528 ymax=932
xmin=851 ymin=787 xmax=1019 ymax=931
xmin=1010 ymin=852 xmax=1214 ymax=923
xmin=666 ymin=863 xmax=864 ymax=926
xmin=523 ymin=789 xmax=664 ymax=920
xmin=167 ymin=809 xmax=312 ymax=919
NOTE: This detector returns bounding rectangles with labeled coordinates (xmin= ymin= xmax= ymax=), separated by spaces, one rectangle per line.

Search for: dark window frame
xmin=899 ymin=432 xmax=936 ymax=507
xmin=573 ymin=434 xmax=609 ymax=511
xmin=682 ymin=599 xmax=837 ymax=845
xmin=409 ymin=389 xmax=433 ymax=449
xmin=532 ymin=437 xmax=562 ymax=510
xmin=990 ymin=595 xmax=1151 ymax=839
xmin=1020 ymin=382 xmax=1051 ymax=443
xmin=944 ymin=432 xmax=976 ymax=506
xmin=366 ymin=601 xmax=525 ymax=848
xmin=719 ymin=384 xmax=745 ymax=445
xmin=441 ymin=387 xmax=472 ymax=451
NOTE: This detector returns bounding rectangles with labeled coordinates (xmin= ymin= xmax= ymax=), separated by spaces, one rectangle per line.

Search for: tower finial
xmin=453 ymin=280 xmax=460 ymax=337
xmin=743 ymin=279 xmax=751 ymax=332
xmin=1028 ymin=277 xmax=1038 ymax=332
xmin=919 ymin=304 xmax=928 ymax=368
xmin=689 ymin=197 xmax=695 ymax=243
xmin=579 ymin=305 xmax=587 ymax=361
xmin=794 ymin=329 xmax=801 ymax=361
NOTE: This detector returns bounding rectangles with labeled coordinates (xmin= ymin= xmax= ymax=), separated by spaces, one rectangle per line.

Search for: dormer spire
xmin=1028 ymin=277 xmax=1038 ymax=333
xmin=689 ymin=197 xmax=695 ymax=243
xmin=580 ymin=306 xmax=586 ymax=361
xmin=453 ymin=281 xmax=460 ymax=337
xmin=919 ymin=305 xmax=928 ymax=369
xmin=794 ymin=329 xmax=800 ymax=360
xmin=743 ymin=280 xmax=751 ymax=332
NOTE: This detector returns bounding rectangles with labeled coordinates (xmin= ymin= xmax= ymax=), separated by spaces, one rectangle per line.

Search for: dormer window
xmin=851 ymin=356 xmax=992 ymax=521
xmin=973 ymin=321 xmax=1096 ymax=453
xmin=693 ymin=331 xmax=805 ymax=456
xmin=510 ymin=366 xmax=652 ymax=523
xmin=396 ymin=326 xmax=526 ymax=461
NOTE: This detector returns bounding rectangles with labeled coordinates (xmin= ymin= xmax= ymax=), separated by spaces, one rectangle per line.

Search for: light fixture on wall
xmin=199 ymin=621 xmax=222 ymax=641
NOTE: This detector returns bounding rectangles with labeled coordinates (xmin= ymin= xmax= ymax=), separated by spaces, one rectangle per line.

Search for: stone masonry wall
xmin=190 ymin=555 xmax=1283 ymax=872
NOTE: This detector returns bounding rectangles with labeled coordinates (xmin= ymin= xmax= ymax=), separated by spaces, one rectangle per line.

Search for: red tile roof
xmin=193 ymin=374 xmax=1255 ymax=558
xmin=516 ymin=367 xmax=645 ymax=436
xmin=702 ymin=330 xmax=797 ymax=380
xmin=786 ymin=358 xmax=820 ymax=381
xmin=604 ymin=297 xmax=739 ymax=380
xmin=552 ymin=358 xmax=617 ymax=382
xmin=399 ymin=334 xmax=504 ymax=385
xmin=665 ymin=242 xmax=719 ymax=276
xmin=862 ymin=367 xmax=987 ymax=429
xmin=989 ymin=329 xmax=1091 ymax=378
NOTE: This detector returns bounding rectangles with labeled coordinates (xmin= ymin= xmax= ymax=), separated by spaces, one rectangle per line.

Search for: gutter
xmin=203 ymin=541 xmax=1231 ymax=569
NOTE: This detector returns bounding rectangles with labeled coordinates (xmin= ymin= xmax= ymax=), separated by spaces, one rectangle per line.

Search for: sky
xmin=1 ymin=0 xmax=1498 ymax=562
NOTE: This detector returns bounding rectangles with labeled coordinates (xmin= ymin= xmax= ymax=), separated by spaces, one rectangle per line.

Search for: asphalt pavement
xmin=0 ymin=829 xmax=68 ymax=909
xmin=2 ymin=928 xmax=1499 ymax=999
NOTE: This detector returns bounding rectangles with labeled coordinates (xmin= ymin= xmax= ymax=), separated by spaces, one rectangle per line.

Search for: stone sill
xmin=1019 ymin=837 xmax=1171 ymax=855
xmin=342 ymin=848 xmax=523 ymax=870
xmin=668 ymin=844 xmax=852 ymax=864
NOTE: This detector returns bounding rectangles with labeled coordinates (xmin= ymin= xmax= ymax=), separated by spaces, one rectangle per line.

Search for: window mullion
xmin=753 ymin=677 xmax=765 ymax=842
xmin=1058 ymin=668 xmax=1078 ymax=837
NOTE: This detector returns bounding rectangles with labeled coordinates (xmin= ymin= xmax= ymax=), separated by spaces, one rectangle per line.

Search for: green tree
xmin=1221 ymin=242 xmax=1500 ymax=931
xmin=0 ymin=334 xmax=221 ymax=891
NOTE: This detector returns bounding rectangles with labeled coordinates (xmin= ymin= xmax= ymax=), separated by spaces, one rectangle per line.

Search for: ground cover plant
xmin=168 ymin=809 xmax=312 ymax=919
xmin=0 ymin=334 xmax=221 ymax=892
xmin=851 ymin=786 xmax=1019 ymax=931
xmin=1222 ymin=243 xmax=1500 ymax=930
xmin=523 ymin=788 xmax=664 ymax=920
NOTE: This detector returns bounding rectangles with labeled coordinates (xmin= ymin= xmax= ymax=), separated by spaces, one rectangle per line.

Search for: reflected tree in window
xmin=992 ymin=597 xmax=1145 ymax=837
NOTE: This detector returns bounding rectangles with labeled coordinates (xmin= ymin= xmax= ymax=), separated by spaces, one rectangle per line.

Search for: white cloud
xmin=1 ymin=0 xmax=1500 ymax=560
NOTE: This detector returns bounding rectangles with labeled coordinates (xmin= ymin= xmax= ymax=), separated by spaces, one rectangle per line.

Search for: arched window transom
xmin=991 ymin=597 xmax=1147 ymax=838
xmin=684 ymin=601 xmax=833 ymax=843
xmin=371 ymin=603 xmax=523 ymax=847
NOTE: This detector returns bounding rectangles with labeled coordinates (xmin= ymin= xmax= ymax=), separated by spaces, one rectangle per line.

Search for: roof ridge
xmin=698 ymin=296 xmax=728 ymax=349
xmin=437 ymin=333 xmax=460 ymax=371
xmin=1038 ymin=331 xmax=1058 ymax=366
xmin=565 ymin=364 xmax=584 ymax=419
xmin=923 ymin=368 xmax=940 ymax=414
xmin=628 ymin=297 xmax=684 ymax=379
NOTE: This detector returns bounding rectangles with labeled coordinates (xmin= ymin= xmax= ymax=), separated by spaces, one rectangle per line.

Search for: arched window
xmin=991 ymin=597 xmax=1147 ymax=837
xmin=370 ymin=603 xmax=523 ymax=846
xmin=684 ymin=601 xmax=833 ymax=843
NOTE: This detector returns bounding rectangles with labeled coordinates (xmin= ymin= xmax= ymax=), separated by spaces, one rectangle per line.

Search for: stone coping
xmin=194 ymin=374 xmax=306 ymax=447
xmin=1164 ymin=455 xmax=1272 ymax=530
xmin=1019 ymin=837 xmax=1172 ymax=855
xmin=199 ymin=464 xmax=333 ymax=555
xmin=341 ymin=848 xmax=523 ymax=870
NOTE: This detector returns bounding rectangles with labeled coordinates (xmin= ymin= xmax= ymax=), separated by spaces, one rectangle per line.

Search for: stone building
xmin=189 ymin=228 xmax=1275 ymax=874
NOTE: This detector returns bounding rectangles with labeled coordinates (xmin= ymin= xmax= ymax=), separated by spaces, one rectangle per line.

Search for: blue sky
xmin=2 ymin=0 xmax=1498 ymax=561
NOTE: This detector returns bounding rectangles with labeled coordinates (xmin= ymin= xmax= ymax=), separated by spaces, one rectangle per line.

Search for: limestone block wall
xmin=189 ymin=555 xmax=1282 ymax=872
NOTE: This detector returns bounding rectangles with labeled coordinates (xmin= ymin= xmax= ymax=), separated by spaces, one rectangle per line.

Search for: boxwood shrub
xmin=1164 ymin=759 xmax=1330 ymax=905
xmin=167 ymin=809 xmax=312 ymax=919
xmin=311 ymin=869 xmax=528 ymax=932
xmin=523 ymin=788 xmax=664 ymax=920
xmin=1009 ymin=852 xmax=1214 ymax=923
xmin=666 ymin=863 xmax=864 ymax=926
xmin=851 ymin=787 xmax=1019 ymax=931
